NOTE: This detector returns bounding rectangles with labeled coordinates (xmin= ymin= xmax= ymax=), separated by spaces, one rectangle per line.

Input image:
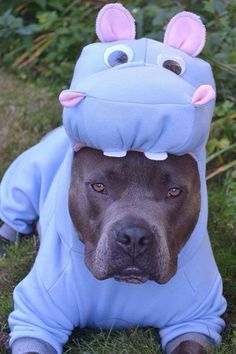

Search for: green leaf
xmin=37 ymin=11 xmax=58 ymax=30
xmin=16 ymin=27 xmax=33 ymax=36
xmin=34 ymin=0 xmax=47 ymax=9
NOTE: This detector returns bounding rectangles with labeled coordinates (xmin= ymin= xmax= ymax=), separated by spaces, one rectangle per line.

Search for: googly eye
xmin=157 ymin=53 xmax=186 ymax=75
xmin=104 ymin=45 xmax=134 ymax=67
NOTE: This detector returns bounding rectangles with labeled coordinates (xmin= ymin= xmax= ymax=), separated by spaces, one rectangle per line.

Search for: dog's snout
xmin=116 ymin=225 xmax=153 ymax=257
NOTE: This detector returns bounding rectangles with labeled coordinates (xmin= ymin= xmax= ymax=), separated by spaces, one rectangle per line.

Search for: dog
xmin=0 ymin=127 xmax=222 ymax=353
xmin=2 ymin=144 xmax=208 ymax=354
xmin=0 ymin=146 xmax=203 ymax=353
xmin=0 ymin=3 xmax=226 ymax=352
xmin=69 ymin=148 xmax=200 ymax=285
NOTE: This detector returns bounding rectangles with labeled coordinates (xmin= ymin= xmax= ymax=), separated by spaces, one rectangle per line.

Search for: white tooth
xmin=103 ymin=151 xmax=127 ymax=158
xmin=144 ymin=152 xmax=168 ymax=161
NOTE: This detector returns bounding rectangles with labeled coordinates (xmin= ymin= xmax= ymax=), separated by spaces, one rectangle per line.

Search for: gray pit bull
xmin=0 ymin=148 xmax=206 ymax=354
xmin=69 ymin=149 xmax=200 ymax=285
xmin=0 ymin=4 xmax=226 ymax=352
xmin=68 ymin=148 xmax=203 ymax=354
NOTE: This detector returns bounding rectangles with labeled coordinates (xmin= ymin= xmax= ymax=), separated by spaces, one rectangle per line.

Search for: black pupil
xmin=163 ymin=60 xmax=182 ymax=75
xmin=108 ymin=50 xmax=128 ymax=67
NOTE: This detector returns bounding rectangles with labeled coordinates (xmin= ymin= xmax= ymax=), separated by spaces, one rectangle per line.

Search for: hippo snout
xmin=59 ymin=65 xmax=215 ymax=160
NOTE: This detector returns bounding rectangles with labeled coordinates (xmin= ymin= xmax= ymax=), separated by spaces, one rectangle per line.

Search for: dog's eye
xmin=91 ymin=183 xmax=105 ymax=193
xmin=157 ymin=53 xmax=185 ymax=75
xmin=104 ymin=45 xmax=134 ymax=67
xmin=167 ymin=187 xmax=182 ymax=198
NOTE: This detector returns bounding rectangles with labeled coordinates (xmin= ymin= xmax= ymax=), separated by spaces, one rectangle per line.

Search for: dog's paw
xmin=0 ymin=331 xmax=10 ymax=351
xmin=171 ymin=340 xmax=208 ymax=354
xmin=0 ymin=236 xmax=9 ymax=258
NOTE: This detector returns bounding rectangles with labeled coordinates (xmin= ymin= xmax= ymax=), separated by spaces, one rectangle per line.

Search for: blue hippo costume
xmin=0 ymin=4 xmax=226 ymax=354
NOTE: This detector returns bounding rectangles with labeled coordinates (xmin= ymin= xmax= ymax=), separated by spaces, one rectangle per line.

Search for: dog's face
xmin=69 ymin=148 xmax=200 ymax=284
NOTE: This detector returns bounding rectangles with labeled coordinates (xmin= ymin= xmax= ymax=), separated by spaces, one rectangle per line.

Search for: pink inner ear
xmin=59 ymin=90 xmax=86 ymax=108
xmin=96 ymin=3 xmax=136 ymax=42
xmin=164 ymin=11 xmax=206 ymax=57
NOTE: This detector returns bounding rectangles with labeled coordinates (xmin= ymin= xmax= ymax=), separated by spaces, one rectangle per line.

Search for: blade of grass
xmin=208 ymin=58 xmax=236 ymax=75
xmin=206 ymin=160 xmax=236 ymax=180
xmin=12 ymin=34 xmax=54 ymax=69
xmin=212 ymin=113 xmax=236 ymax=128
xmin=18 ymin=39 xmax=53 ymax=69
xmin=207 ymin=143 xmax=236 ymax=163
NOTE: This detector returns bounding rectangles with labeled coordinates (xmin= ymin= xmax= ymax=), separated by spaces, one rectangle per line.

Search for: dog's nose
xmin=116 ymin=226 xmax=153 ymax=257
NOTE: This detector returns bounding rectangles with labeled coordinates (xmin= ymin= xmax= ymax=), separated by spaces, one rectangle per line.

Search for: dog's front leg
xmin=170 ymin=340 xmax=211 ymax=354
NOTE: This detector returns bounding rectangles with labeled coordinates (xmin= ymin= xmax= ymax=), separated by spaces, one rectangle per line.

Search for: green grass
xmin=0 ymin=68 xmax=235 ymax=353
xmin=0 ymin=68 xmax=61 ymax=176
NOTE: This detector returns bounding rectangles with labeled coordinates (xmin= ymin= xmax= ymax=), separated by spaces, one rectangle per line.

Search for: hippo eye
xmin=91 ymin=183 xmax=105 ymax=193
xmin=167 ymin=187 xmax=182 ymax=198
xmin=157 ymin=53 xmax=185 ymax=75
xmin=104 ymin=45 xmax=134 ymax=67
xmin=162 ymin=60 xmax=182 ymax=75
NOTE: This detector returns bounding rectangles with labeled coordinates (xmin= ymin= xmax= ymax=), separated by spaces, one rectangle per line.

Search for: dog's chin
xmin=113 ymin=267 xmax=149 ymax=285
xmin=114 ymin=275 xmax=149 ymax=284
xmin=85 ymin=254 xmax=178 ymax=285
xmin=113 ymin=273 xmax=176 ymax=285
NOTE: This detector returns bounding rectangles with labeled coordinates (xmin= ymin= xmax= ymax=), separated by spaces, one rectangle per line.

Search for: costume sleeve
xmin=0 ymin=127 xmax=69 ymax=236
xmin=160 ymin=274 xmax=226 ymax=352
xmin=8 ymin=201 xmax=79 ymax=354
xmin=0 ymin=149 xmax=41 ymax=234
xmin=9 ymin=264 xmax=75 ymax=354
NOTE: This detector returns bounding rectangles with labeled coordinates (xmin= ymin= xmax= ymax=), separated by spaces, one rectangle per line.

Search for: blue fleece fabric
xmin=0 ymin=127 xmax=69 ymax=234
xmin=63 ymin=38 xmax=216 ymax=156
xmin=0 ymin=127 xmax=225 ymax=353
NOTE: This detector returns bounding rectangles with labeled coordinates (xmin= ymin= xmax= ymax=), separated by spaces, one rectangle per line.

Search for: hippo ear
xmin=59 ymin=90 xmax=86 ymax=108
xmin=164 ymin=11 xmax=206 ymax=57
xmin=96 ymin=3 xmax=136 ymax=42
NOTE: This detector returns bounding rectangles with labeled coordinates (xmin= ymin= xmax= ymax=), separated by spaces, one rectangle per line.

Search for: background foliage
xmin=0 ymin=0 xmax=235 ymax=98
xmin=0 ymin=0 xmax=235 ymax=180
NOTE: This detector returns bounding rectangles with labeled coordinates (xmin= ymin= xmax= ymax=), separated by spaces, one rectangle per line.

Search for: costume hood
xmin=58 ymin=3 xmax=217 ymax=257
xmin=59 ymin=3 xmax=216 ymax=161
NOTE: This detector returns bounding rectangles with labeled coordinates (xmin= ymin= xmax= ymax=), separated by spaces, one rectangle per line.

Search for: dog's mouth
xmin=114 ymin=267 xmax=149 ymax=284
